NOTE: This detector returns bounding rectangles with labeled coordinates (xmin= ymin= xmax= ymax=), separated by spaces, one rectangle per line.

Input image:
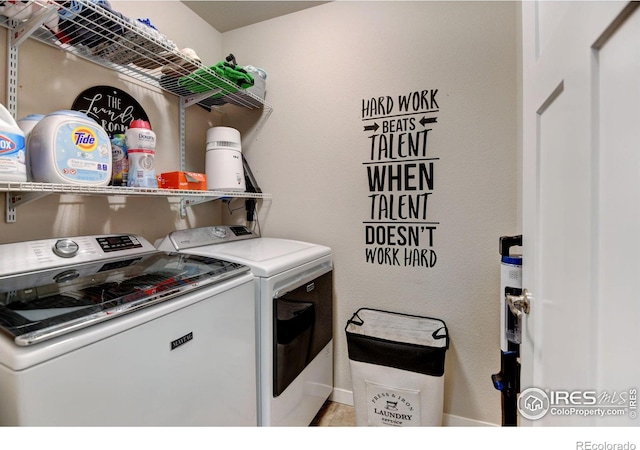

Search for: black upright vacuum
xmin=491 ymin=235 xmax=522 ymax=426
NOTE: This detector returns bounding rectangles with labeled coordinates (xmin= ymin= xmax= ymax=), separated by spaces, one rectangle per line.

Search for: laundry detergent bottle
xmin=125 ymin=119 xmax=156 ymax=188
xmin=0 ymin=103 xmax=27 ymax=182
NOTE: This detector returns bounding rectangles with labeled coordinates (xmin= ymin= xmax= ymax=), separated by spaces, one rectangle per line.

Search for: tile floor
xmin=310 ymin=401 xmax=356 ymax=426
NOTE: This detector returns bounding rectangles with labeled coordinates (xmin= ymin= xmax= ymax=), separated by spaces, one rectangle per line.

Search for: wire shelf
xmin=1 ymin=1 xmax=272 ymax=222
xmin=0 ymin=181 xmax=270 ymax=199
xmin=0 ymin=0 xmax=272 ymax=111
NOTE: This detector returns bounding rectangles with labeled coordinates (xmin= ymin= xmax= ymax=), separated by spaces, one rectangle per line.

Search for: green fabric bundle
xmin=178 ymin=60 xmax=254 ymax=98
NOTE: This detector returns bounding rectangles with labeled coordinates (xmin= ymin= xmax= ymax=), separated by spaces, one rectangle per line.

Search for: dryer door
xmin=273 ymin=269 xmax=333 ymax=397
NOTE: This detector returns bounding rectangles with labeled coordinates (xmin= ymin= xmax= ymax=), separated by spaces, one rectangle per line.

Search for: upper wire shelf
xmin=0 ymin=0 xmax=272 ymax=112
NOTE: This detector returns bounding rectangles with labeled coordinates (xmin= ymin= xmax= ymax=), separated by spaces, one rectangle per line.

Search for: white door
xmin=521 ymin=0 xmax=640 ymax=426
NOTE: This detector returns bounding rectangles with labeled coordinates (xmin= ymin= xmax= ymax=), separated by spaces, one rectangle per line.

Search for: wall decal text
xmin=362 ymin=90 xmax=440 ymax=268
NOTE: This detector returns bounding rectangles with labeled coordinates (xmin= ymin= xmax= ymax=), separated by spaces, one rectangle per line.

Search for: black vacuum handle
xmin=500 ymin=235 xmax=522 ymax=257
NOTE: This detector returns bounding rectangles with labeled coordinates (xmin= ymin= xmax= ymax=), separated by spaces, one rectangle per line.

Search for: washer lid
xmin=0 ymin=252 xmax=249 ymax=346
xmin=186 ymin=237 xmax=332 ymax=277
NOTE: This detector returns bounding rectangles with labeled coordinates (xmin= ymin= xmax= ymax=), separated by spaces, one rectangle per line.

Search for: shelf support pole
xmin=5 ymin=24 xmax=18 ymax=222
xmin=5 ymin=193 xmax=16 ymax=223
xmin=6 ymin=22 xmax=18 ymax=117
xmin=179 ymin=99 xmax=187 ymax=218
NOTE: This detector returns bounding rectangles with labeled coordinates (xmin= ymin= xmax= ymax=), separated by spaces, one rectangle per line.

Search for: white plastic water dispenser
xmin=205 ymin=126 xmax=246 ymax=192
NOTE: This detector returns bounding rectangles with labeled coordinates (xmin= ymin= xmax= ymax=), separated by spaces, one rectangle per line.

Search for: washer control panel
xmin=0 ymin=234 xmax=156 ymax=278
xmin=96 ymin=235 xmax=143 ymax=253
xmin=160 ymin=226 xmax=256 ymax=251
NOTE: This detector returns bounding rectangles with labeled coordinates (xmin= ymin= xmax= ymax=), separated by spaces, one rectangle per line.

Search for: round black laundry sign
xmin=72 ymin=86 xmax=150 ymax=137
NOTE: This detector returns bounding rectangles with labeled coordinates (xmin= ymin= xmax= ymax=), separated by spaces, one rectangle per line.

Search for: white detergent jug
xmin=0 ymin=103 xmax=27 ymax=182
xmin=17 ymin=114 xmax=45 ymax=138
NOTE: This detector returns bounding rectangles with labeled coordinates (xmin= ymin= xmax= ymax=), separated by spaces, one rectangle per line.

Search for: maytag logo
xmin=171 ymin=332 xmax=193 ymax=351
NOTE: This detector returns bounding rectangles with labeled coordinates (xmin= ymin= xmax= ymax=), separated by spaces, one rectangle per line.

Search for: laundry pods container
xmin=27 ymin=110 xmax=111 ymax=186
xmin=205 ymin=126 xmax=246 ymax=191
xmin=345 ymin=308 xmax=449 ymax=426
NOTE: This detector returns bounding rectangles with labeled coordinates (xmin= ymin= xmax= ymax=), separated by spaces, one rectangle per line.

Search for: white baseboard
xmin=329 ymin=388 xmax=498 ymax=427
xmin=442 ymin=414 xmax=498 ymax=427
xmin=329 ymin=387 xmax=354 ymax=406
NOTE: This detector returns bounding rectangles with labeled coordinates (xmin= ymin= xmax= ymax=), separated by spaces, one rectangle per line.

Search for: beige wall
xmin=223 ymin=1 xmax=518 ymax=425
xmin=0 ymin=1 xmax=518 ymax=426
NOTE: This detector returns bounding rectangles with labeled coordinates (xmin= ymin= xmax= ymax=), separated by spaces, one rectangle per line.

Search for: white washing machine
xmin=157 ymin=225 xmax=333 ymax=426
xmin=0 ymin=234 xmax=257 ymax=426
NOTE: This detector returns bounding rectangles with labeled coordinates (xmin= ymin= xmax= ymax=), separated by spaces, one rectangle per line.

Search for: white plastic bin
xmin=345 ymin=308 xmax=449 ymax=426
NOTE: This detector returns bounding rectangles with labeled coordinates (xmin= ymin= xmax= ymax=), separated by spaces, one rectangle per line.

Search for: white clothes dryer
xmin=157 ymin=226 xmax=333 ymax=426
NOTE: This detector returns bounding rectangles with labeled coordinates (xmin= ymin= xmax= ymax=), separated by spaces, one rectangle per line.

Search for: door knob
xmin=506 ymin=289 xmax=531 ymax=318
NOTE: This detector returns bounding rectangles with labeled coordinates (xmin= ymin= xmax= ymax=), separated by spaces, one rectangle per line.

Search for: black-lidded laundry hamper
xmin=345 ymin=308 xmax=449 ymax=426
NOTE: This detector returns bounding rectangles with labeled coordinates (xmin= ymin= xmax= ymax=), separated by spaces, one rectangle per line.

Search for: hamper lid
xmin=345 ymin=308 xmax=449 ymax=349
